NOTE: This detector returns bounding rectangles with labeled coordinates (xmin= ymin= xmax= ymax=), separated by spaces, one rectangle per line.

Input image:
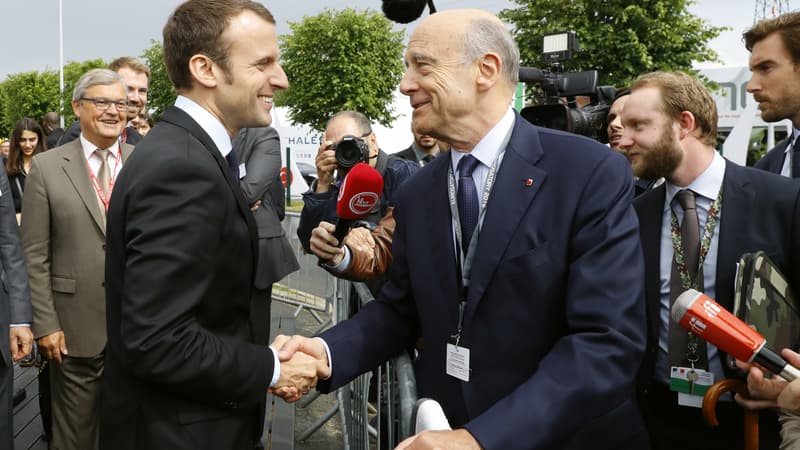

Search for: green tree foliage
xmin=0 ymin=59 xmax=105 ymax=135
xmin=500 ymin=0 xmax=727 ymax=89
xmin=0 ymin=71 xmax=59 ymax=136
xmin=141 ymin=40 xmax=176 ymax=121
xmin=276 ymin=8 xmax=405 ymax=131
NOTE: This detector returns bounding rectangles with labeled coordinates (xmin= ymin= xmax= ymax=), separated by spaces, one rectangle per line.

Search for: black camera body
xmin=518 ymin=32 xmax=616 ymax=143
xmin=333 ymin=135 xmax=371 ymax=170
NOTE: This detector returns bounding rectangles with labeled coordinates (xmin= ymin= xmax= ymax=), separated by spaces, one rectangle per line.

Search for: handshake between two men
xmin=269 ymin=334 xmax=329 ymax=403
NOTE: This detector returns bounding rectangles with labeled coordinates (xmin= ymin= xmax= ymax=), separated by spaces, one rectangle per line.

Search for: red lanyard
xmin=86 ymin=145 xmax=121 ymax=212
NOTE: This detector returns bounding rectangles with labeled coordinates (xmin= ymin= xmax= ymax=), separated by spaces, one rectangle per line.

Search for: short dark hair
xmin=744 ymin=11 xmax=800 ymax=64
xmin=163 ymin=0 xmax=275 ymax=91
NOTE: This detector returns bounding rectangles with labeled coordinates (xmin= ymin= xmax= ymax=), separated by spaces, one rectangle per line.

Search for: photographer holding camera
xmin=297 ymin=111 xmax=419 ymax=259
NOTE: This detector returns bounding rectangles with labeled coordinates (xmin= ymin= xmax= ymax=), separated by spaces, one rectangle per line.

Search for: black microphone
xmin=382 ymin=0 xmax=428 ymax=24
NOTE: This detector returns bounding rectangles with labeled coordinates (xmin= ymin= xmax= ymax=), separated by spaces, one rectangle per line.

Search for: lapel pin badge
xmin=524 ymin=178 xmax=534 ymax=187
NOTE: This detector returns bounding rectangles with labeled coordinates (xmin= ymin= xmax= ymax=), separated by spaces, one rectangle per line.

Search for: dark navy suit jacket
xmin=754 ymin=138 xmax=791 ymax=176
xmin=319 ymin=114 xmax=649 ymax=449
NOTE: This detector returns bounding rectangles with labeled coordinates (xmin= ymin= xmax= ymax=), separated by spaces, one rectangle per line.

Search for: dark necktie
xmin=457 ymin=154 xmax=480 ymax=254
xmin=792 ymin=139 xmax=800 ymax=178
xmin=225 ymin=151 xmax=240 ymax=180
xmin=421 ymin=154 xmax=435 ymax=165
xmin=668 ymin=189 xmax=708 ymax=370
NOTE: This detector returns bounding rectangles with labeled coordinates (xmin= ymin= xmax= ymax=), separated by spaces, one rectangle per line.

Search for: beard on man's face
xmin=632 ymin=125 xmax=682 ymax=181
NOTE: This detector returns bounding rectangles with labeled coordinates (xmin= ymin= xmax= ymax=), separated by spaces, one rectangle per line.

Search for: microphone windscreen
xmin=671 ymin=289 xmax=765 ymax=362
xmin=336 ymin=162 xmax=384 ymax=220
xmin=382 ymin=0 xmax=427 ymax=24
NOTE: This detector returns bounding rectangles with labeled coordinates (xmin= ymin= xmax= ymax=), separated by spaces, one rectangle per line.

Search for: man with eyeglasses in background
xmin=58 ymin=57 xmax=150 ymax=147
xmin=20 ymin=69 xmax=134 ymax=450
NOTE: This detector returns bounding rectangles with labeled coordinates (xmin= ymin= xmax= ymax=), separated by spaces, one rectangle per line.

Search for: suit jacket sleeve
xmin=115 ymin=154 xmax=274 ymax=405
xmin=20 ymin=156 xmax=59 ymax=338
xmin=235 ymin=127 xmax=281 ymax=207
xmin=0 ymin=170 xmax=31 ymax=324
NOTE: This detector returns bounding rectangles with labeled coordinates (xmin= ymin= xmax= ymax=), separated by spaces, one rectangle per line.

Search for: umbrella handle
xmin=703 ymin=378 xmax=759 ymax=450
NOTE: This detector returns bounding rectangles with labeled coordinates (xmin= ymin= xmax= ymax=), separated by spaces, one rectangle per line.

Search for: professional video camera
xmin=333 ymin=135 xmax=371 ymax=170
xmin=519 ymin=32 xmax=616 ymax=143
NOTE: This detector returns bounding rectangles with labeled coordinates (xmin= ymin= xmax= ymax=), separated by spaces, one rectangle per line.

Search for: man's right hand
xmin=310 ymin=221 xmax=345 ymax=264
xmin=315 ymin=141 xmax=337 ymax=193
xmin=37 ymin=331 xmax=68 ymax=364
xmin=271 ymin=334 xmax=331 ymax=403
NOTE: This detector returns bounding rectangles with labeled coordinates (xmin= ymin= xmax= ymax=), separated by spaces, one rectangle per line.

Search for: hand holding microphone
xmin=310 ymin=163 xmax=384 ymax=266
xmin=671 ymin=289 xmax=800 ymax=382
xmin=333 ymin=162 xmax=383 ymax=245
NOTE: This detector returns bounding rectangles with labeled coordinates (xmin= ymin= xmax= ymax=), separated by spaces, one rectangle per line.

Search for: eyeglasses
xmin=79 ymin=97 xmax=129 ymax=112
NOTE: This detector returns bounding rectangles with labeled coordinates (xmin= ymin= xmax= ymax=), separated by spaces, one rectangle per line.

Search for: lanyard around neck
xmin=669 ymin=189 xmax=723 ymax=289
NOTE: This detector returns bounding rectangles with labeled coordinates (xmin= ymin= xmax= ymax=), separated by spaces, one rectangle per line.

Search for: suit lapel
xmin=463 ymin=119 xmax=546 ymax=323
xmin=159 ymin=107 xmax=259 ymax=270
xmin=60 ymin=140 xmax=106 ymax=235
xmin=423 ymin=156 xmax=459 ymax=300
xmin=120 ymin=142 xmax=134 ymax=162
xmin=715 ymin=163 xmax=752 ymax=310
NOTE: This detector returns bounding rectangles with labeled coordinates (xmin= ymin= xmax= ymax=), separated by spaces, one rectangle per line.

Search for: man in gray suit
xmin=21 ymin=69 xmax=134 ymax=450
xmin=0 ymin=169 xmax=33 ymax=450
xmin=232 ymin=126 xmax=299 ymax=344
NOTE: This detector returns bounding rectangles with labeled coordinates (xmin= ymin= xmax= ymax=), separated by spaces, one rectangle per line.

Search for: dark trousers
xmin=39 ymin=363 xmax=52 ymax=441
xmin=641 ymin=382 xmax=780 ymax=450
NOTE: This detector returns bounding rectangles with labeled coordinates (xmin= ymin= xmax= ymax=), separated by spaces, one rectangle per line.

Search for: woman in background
xmin=6 ymin=118 xmax=47 ymax=219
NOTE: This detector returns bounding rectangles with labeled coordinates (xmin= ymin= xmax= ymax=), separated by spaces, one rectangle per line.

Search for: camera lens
xmin=334 ymin=135 xmax=369 ymax=169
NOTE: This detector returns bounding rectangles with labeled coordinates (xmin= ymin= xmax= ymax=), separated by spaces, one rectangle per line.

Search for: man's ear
xmin=476 ymin=52 xmax=502 ymax=91
xmin=677 ymin=111 xmax=697 ymax=140
xmin=188 ymin=54 xmax=218 ymax=89
xmin=71 ymin=100 xmax=81 ymax=119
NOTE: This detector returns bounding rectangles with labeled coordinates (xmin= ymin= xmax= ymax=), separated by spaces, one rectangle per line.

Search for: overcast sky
xmin=0 ymin=1 xmax=766 ymax=81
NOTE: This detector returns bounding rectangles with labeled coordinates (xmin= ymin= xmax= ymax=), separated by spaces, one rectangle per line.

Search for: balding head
xmin=400 ymin=9 xmax=519 ymax=150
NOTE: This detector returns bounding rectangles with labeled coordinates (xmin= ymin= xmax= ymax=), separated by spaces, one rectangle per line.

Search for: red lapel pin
xmin=524 ymin=178 xmax=534 ymax=187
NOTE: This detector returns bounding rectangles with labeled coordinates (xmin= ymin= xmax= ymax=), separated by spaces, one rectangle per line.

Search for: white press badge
xmin=238 ymin=163 xmax=247 ymax=179
xmin=446 ymin=343 xmax=470 ymax=382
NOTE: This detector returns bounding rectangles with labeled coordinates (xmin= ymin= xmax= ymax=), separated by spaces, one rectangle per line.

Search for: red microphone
xmin=333 ymin=162 xmax=383 ymax=246
xmin=671 ymin=289 xmax=800 ymax=381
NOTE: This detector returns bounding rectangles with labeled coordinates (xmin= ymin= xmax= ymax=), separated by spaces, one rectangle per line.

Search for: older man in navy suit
xmin=277 ymin=9 xmax=648 ymax=450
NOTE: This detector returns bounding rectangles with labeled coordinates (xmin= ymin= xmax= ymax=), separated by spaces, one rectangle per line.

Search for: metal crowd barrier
xmin=299 ymin=278 xmax=418 ymax=448
xmin=273 ymin=212 xmax=335 ymax=334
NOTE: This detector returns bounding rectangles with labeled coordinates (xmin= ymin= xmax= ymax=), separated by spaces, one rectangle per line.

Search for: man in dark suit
xmin=745 ymin=12 xmax=800 ymax=177
xmin=394 ymin=122 xmax=442 ymax=166
xmin=277 ymin=9 xmax=648 ymax=450
xmin=101 ymin=2 xmax=327 ymax=450
xmin=0 ymin=168 xmax=32 ymax=450
xmin=620 ymin=70 xmax=800 ymax=450
xmin=233 ymin=126 xmax=299 ymax=344
xmin=42 ymin=111 xmax=64 ymax=149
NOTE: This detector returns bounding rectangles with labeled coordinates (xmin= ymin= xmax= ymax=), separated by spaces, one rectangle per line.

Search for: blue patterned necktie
xmin=792 ymin=138 xmax=800 ymax=178
xmin=457 ymin=154 xmax=481 ymax=254
xmin=225 ymin=151 xmax=240 ymax=180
